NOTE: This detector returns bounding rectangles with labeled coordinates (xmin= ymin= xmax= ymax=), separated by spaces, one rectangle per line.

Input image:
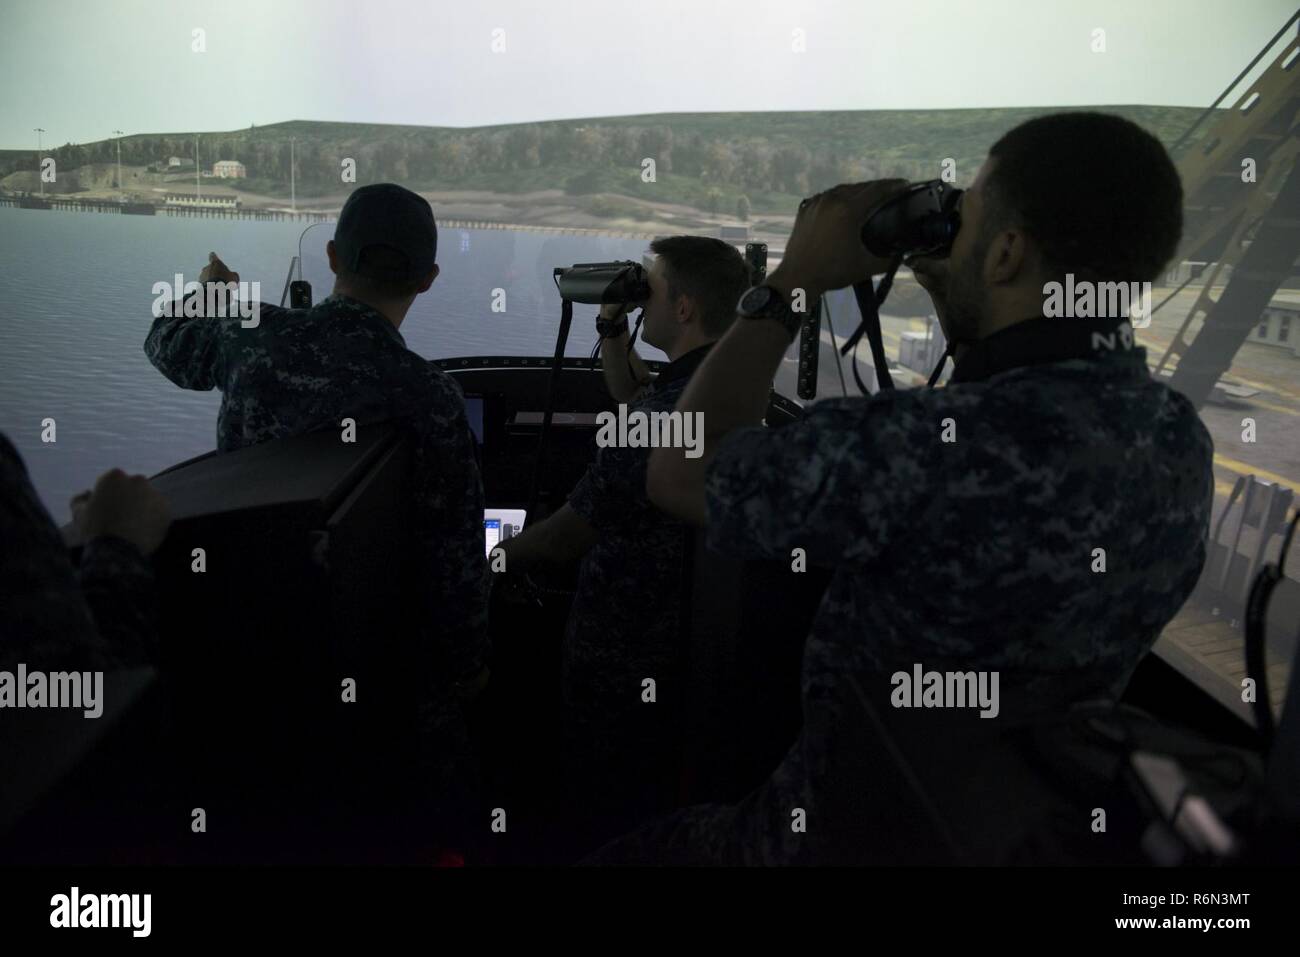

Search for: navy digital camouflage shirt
xmin=563 ymin=344 xmax=714 ymax=793
xmin=589 ymin=317 xmax=1215 ymax=864
xmin=143 ymin=292 xmax=489 ymax=685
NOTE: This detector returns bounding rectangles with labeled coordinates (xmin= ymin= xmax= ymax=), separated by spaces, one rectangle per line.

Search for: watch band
xmin=739 ymin=285 xmax=802 ymax=340
xmin=596 ymin=317 xmax=629 ymax=338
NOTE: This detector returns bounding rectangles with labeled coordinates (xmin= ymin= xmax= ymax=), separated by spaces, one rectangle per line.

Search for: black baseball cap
xmin=334 ymin=183 xmax=438 ymax=280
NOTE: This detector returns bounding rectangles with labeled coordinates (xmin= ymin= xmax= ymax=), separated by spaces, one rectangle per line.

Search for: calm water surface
xmin=0 ymin=206 xmax=656 ymax=519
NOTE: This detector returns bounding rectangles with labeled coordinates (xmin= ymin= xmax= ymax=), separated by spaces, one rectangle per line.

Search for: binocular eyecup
xmin=860 ymin=179 xmax=963 ymax=260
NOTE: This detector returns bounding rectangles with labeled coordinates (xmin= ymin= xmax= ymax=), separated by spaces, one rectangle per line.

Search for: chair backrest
xmin=678 ymin=530 xmax=830 ymax=805
xmin=815 ymin=680 xmax=1265 ymax=865
xmin=147 ymin=422 xmax=424 ymax=859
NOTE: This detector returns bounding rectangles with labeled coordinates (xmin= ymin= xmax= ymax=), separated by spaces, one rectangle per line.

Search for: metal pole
xmin=113 ymin=130 xmax=124 ymax=199
xmin=290 ymin=137 xmax=296 ymax=213
xmin=34 ymin=128 xmax=45 ymax=197
xmin=195 ymin=135 xmax=201 ymax=202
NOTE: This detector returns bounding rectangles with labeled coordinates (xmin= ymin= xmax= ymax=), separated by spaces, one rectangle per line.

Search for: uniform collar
xmin=320 ymin=294 xmax=408 ymax=348
xmin=655 ymin=342 xmax=715 ymax=387
xmin=950 ymin=317 xmax=1141 ymax=384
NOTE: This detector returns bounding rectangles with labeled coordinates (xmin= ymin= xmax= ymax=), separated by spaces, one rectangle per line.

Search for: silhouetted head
xmin=327 ymin=183 xmax=441 ymax=324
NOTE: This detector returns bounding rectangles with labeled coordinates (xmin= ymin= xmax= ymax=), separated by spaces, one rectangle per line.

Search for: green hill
xmin=0 ymin=106 xmax=1210 ymax=216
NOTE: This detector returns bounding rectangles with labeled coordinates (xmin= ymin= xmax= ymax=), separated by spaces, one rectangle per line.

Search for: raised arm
xmin=143 ymin=252 xmax=237 ymax=390
xmin=646 ymin=180 xmax=908 ymax=525
xmin=597 ymin=303 xmax=653 ymax=403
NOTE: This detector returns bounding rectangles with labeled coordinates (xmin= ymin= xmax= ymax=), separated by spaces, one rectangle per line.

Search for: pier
xmin=0 ymin=194 xmax=333 ymax=223
xmin=0 ymin=198 xmax=659 ymax=236
xmin=439 ymin=218 xmax=658 ymax=240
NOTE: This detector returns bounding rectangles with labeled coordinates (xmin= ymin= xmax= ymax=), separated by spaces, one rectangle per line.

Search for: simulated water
xmin=0 ymin=205 xmax=655 ymax=519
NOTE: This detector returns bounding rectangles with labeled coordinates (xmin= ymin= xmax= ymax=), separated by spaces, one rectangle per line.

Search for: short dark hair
xmin=336 ymin=244 xmax=427 ymax=299
xmin=983 ymin=112 xmax=1183 ymax=284
xmin=649 ymin=235 xmax=752 ymax=337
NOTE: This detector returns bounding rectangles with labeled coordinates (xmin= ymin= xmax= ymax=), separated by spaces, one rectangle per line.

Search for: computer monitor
xmin=464 ymin=396 xmax=484 ymax=444
xmin=483 ymin=508 xmax=527 ymax=556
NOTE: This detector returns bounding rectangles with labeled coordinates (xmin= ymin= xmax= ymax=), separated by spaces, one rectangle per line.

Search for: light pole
xmin=290 ymin=136 xmax=296 ymax=213
xmin=33 ymin=128 xmax=45 ymax=197
xmin=113 ymin=130 xmax=124 ymax=200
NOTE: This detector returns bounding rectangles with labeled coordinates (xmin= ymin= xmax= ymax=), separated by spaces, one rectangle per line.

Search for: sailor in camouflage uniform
xmin=143 ymin=185 xmax=488 ymax=848
xmin=559 ymin=342 xmax=710 ymax=838
xmin=143 ymin=184 xmax=487 ymax=690
xmin=501 ymin=236 xmax=751 ymax=848
xmin=591 ymin=113 xmax=1215 ymax=864
xmin=0 ymin=432 xmax=171 ymax=670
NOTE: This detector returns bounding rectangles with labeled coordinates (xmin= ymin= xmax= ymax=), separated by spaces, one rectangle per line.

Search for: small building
xmin=167 ymin=156 xmax=184 ymax=167
xmin=1251 ymin=293 xmax=1300 ymax=358
xmin=212 ymin=160 xmax=247 ymax=179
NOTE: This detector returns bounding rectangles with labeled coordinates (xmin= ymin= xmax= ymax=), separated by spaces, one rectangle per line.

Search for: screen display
xmin=464 ymin=396 xmax=484 ymax=444
xmin=484 ymin=509 xmax=527 ymax=555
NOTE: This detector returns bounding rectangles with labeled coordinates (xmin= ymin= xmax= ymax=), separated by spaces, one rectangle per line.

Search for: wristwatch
xmin=596 ymin=315 xmax=629 ymax=338
xmin=737 ymin=284 xmax=803 ymax=340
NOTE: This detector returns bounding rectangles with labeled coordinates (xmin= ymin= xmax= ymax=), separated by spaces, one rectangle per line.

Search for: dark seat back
xmin=680 ymin=530 xmax=830 ymax=805
xmin=147 ymin=422 xmax=422 ymax=860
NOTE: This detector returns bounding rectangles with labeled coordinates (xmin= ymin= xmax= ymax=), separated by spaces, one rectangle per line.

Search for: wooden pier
xmin=0 ymin=194 xmax=333 ymax=223
xmin=0 ymin=197 xmax=660 ymax=237
xmin=439 ymin=218 xmax=658 ymax=240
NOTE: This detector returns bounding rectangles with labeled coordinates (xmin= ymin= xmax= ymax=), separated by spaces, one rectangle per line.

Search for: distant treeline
xmin=0 ymin=107 xmax=1206 ymax=212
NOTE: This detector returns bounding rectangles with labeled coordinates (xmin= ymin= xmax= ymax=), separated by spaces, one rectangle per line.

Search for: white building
xmin=1252 ymin=293 xmax=1300 ymax=357
xmin=212 ymin=160 xmax=247 ymax=179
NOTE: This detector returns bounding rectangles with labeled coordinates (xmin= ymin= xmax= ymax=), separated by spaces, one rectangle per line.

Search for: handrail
xmin=1168 ymin=10 xmax=1300 ymax=157
xmin=279 ymin=255 xmax=299 ymax=308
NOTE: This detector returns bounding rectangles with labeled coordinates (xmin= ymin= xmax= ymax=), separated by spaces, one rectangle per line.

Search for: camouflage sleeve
xmin=143 ymin=301 xmax=225 ymax=391
xmin=0 ymin=434 xmax=156 ymax=672
xmin=568 ymin=442 xmax=640 ymax=529
xmin=409 ymin=376 xmax=490 ymax=685
xmin=703 ymin=395 xmax=933 ymax=565
xmin=77 ymin=535 xmax=158 ymax=666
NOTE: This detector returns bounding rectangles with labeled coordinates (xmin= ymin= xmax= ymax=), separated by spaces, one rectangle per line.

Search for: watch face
xmin=740 ymin=285 xmax=774 ymax=315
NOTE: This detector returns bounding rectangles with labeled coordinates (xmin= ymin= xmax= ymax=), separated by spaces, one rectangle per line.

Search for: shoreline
xmin=0 ymin=191 xmax=792 ymax=245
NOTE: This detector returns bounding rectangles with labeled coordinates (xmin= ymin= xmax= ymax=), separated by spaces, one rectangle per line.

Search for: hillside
xmin=1 ymin=106 xmax=1209 ymax=222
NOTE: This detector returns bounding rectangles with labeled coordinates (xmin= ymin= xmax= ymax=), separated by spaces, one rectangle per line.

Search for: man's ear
xmin=675 ymin=292 xmax=693 ymax=326
xmin=985 ymin=229 xmax=1029 ymax=285
xmin=417 ymin=263 xmax=440 ymax=294
xmin=326 ymin=240 xmax=339 ymax=276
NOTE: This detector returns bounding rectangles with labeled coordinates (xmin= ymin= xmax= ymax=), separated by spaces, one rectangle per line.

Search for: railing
xmin=0 ymin=197 xmax=657 ymax=233
xmin=0 ymin=194 xmax=334 ymax=222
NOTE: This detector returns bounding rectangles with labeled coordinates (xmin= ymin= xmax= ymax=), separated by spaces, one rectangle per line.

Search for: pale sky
xmin=0 ymin=0 xmax=1294 ymax=148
